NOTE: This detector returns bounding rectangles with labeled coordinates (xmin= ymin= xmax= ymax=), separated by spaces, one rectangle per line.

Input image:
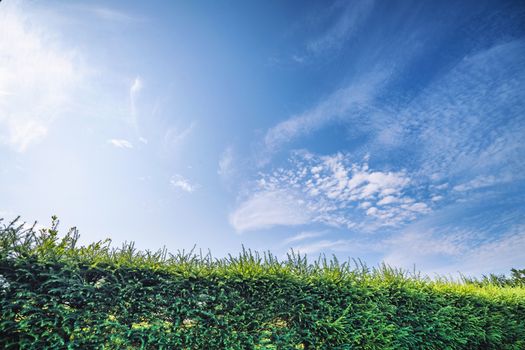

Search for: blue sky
xmin=1 ymin=0 xmax=524 ymax=277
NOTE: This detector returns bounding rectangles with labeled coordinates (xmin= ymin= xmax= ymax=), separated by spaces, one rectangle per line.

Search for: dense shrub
xmin=1 ymin=217 xmax=524 ymax=349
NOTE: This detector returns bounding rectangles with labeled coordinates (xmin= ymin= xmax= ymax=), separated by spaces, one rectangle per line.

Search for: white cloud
xmin=288 ymin=237 xmax=378 ymax=256
xmin=388 ymin=40 xmax=525 ymax=182
xmin=291 ymin=55 xmax=305 ymax=63
xmin=453 ymin=175 xmax=499 ymax=192
xmin=231 ymin=152 xmax=431 ymax=232
xmin=0 ymin=3 xmax=82 ymax=152
xmin=130 ymin=76 xmax=142 ymax=96
xmin=66 ymin=4 xmax=143 ymax=23
xmin=108 ymin=139 xmax=133 ymax=149
xmin=5 ymin=120 xmax=48 ymax=152
xmin=164 ymin=122 xmax=196 ymax=150
xmin=433 ymin=183 xmax=449 ymax=190
xmin=170 ymin=174 xmax=198 ymax=193
xmin=85 ymin=6 xmax=140 ymax=22
xmin=292 ymin=239 xmax=351 ymax=255
xmin=359 ymin=201 xmax=372 ymax=209
xmin=218 ymin=146 xmax=234 ymax=177
xmin=261 ymin=70 xmax=388 ymax=162
xmin=229 ymin=190 xmax=311 ymax=232
xmin=380 ymin=225 xmax=525 ymax=277
xmin=366 ymin=207 xmax=378 ymax=216
xmin=377 ymin=196 xmax=398 ymax=206
xmin=382 ymin=230 xmax=467 ymax=268
xmin=128 ymin=76 xmax=142 ymax=131
xmin=457 ymin=227 xmax=525 ymax=276
xmin=306 ymin=0 xmax=375 ymax=54
xmin=282 ymin=231 xmax=325 ymax=246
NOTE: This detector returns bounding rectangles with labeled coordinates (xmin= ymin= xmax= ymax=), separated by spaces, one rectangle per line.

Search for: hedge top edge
xmin=2 ymin=216 xmax=524 ymax=294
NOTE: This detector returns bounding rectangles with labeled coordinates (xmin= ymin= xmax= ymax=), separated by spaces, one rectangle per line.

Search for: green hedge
xmin=1 ymin=218 xmax=524 ymax=349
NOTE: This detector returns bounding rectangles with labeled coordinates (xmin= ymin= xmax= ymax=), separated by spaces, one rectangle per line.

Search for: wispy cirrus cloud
xmin=86 ymin=6 xmax=140 ymax=22
xmin=282 ymin=231 xmax=326 ymax=246
xmin=260 ymin=70 xmax=389 ymax=162
xmin=218 ymin=146 xmax=235 ymax=178
xmin=453 ymin=175 xmax=501 ymax=192
xmin=108 ymin=139 xmax=133 ymax=149
xmin=0 ymin=2 xmax=82 ymax=152
xmin=376 ymin=40 xmax=525 ymax=182
xmin=306 ymin=0 xmax=375 ymax=55
xmin=170 ymin=174 xmax=198 ymax=193
xmin=69 ymin=4 xmax=143 ymax=23
xmin=381 ymin=223 xmax=525 ymax=277
xmin=229 ymin=190 xmax=311 ymax=232
xmin=164 ymin=122 xmax=196 ymax=151
xmin=381 ymin=229 xmax=470 ymax=269
xmin=291 ymin=239 xmax=354 ymax=255
xmin=129 ymin=76 xmax=142 ymax=131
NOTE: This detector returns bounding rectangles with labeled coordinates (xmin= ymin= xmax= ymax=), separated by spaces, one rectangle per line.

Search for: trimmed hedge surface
xmin=1 ymin=218 xmax=524 ymax=349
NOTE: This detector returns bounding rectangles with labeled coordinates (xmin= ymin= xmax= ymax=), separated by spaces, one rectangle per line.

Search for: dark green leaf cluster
xmin=1 ymin=217 xmax=524 ymax=349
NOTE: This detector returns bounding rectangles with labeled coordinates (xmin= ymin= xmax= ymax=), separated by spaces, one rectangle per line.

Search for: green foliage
xmin=1 ymin=217 xmax=524 ymax=349
xmin=461 ymin=268 xmax=525 ymax=288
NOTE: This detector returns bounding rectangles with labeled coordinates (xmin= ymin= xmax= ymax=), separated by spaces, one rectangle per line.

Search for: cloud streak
xmin=164 ymin=122 xmax=196 ymax=151
xmin=282 ymin=231 xmax=326 ymax=246
xmin=129 ymin=76 xmax=142 ymax=132
xmin=85 ymin=6 xmax=141 ymax=22
xmin=170 ymin=174 xmax=198 ymax=193
xmin=218 ymin=146 xmax=234 ymax=178
xmin=261 ymin=70 xmax=388 ymax=162
xmin=230 ymin=190 xmax=311 ymax=232
xmin=306 ymin=0 xmax=375 ymax=54
xmin=108 ymin=139 xmax=133 ymax=149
